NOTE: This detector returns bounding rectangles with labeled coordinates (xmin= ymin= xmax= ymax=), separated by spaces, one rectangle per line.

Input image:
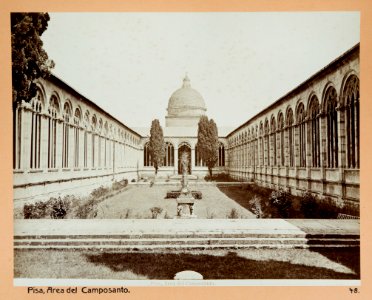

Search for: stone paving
xmin=14 ymin=219 xmax=359 ymax=236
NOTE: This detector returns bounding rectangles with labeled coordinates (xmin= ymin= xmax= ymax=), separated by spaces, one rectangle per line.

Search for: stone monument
xmin=176 ymin=152 xmax=196 ymax=218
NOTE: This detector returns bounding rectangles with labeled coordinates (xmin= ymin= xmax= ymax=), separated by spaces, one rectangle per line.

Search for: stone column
xmin=336 ymin=105 xmax=346 ymax=200
xmin=319 ymin=112 xmax=327 ymax=196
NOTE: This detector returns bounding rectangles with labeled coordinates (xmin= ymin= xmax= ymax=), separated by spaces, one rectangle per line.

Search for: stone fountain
xmin=176 ymin=152 xmax=197 ymax=218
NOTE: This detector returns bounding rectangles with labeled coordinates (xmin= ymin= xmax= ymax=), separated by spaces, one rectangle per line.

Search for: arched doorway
xmin=178 ymin=143 xmax=191 ymax=174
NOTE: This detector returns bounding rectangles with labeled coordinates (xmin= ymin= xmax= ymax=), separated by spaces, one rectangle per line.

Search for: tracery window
xmin=218 ymin=143 xmax=225 ymax=167
xmin=343 ymin=75 xmax=359 ymax=168
xmin=264 ymin=119 xmax=270 ymax=166
xmin=324 ymin=87 xmax=338 ymax=168
xmin=270 ymin=117 xmax=276 ymax=166
xmin=163 ymin=142 xmax=174 ymax=166
xmin=259 ymin=123 xmax=264 ymax=166
xmin=48 ymin=96 xmax=59 ymax=169
xmin=308 ymin=96 xmax=321 ymax=167
xmin=83 ymin=111 xmax=89 ymax=168
xmin=247 ymin=130 xmax=251 ymax=166
xmin=104 ymin=122 xmax=108 ymax=167
xmin=62 ymin=102 xmax=72 ymax=168
xmin=278 ymin=113 xmax=285 ymax=166
xmin=74 ymin=108 xmax=81 ymax=168
xmin=91 ymin=115 xmax=97 ymax=168
xmin=255 ymin=126 xmax=259 ymax=166
xmin=297 ymin=103 xmax=306 ymax=167
xmin=98 ymin=119 xmax=103 ymax=167
xmin=286 ymin=108 xmax=294 ymax=167
xmin=30 ymin=90 xmax=43 ymax=169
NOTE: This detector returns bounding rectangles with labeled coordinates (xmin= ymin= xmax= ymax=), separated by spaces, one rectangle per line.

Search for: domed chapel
xmin=139 ymin=74 xmax=229 ymax=176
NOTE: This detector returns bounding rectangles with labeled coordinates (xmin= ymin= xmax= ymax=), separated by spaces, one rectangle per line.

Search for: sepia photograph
xmin=11 ymin=11 xmax=360 ymax=285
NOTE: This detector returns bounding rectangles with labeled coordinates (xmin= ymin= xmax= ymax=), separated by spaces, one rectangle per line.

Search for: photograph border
xmin=1 ymin=0 xmax=371 ymax=299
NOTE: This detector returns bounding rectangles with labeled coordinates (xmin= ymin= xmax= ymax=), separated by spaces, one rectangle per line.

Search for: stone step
xmin=14 ymin=236 xmax=359 ymax=249
xmin=14 ymin=232 xmax=359 ymax=240
xmin=14 ymin=219 xmax=359 ymax=250
xmin=14 ymin=243 xmax=360 ymax=250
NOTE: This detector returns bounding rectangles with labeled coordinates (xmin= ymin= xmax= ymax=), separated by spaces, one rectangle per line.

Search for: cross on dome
xmin=182 ymin=73 xmax=191 ymax=88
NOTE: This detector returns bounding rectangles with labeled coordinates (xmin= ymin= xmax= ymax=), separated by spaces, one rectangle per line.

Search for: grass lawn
xmin=94 ymin=185 xmax=256 ymax=219
xmin=14 ymin=248 xmax=359 ymax=280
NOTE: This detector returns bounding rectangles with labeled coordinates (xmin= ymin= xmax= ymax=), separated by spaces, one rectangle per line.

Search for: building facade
xmin=227 ymin=44 xmax=359 ymax=205
xmin=13 ymin=76 xmax=142 ymax=202
xmin=13 ymin=44 xmax=359 ymax=206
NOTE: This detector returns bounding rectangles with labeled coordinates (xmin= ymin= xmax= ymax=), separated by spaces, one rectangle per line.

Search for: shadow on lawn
xmin=85 ymin=250 xmax=358 ymax=280
xmin=309 ymin=247 xmax=360 ymax=278
xmin=217 ymin=186 xmax=253 ymax=210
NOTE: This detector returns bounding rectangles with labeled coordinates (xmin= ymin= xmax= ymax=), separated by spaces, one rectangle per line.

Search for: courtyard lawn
xmin=94 ymin=184 xmax=256 ymax=219
xmin=14 ymin=248 xmax=360 ymax=280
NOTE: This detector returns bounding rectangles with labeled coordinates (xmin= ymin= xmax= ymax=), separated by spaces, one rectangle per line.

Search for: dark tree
xmin=196 ymin=115 xmax=219 ymax=176
xmin=148 ymin=119 xmax=165 ymax=175
xmin=11 ymin=13 xmax=55 ymax=105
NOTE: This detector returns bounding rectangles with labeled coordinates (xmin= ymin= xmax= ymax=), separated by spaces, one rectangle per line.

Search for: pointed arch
xmin=342 ymin=74 xmax=359 ymax=168
xmin=29 ymin=87 xmax=44 ymax=169
xmin=323 ymin=86 xmax=338 ymax=168
xmin=270 ymin=115 xmax=277 ymax=166
xmin=296 ymin=102 xmax=306 ymax=167
xmin=286 ymin=107 xmax=295 ymax=167
xmin=73 ymin=107 xmax=82 ymax=168
xmin=164 ymin=142 xmax=175 ymax=167
xmin=278 ymin=112 xmax=285 ymax=166
xmin=308 ymin=95 xmax=321 ymax=167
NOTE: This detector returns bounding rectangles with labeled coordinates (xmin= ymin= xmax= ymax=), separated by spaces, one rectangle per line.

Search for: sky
xmin=41 ymin=12 xmax=360 ymax=129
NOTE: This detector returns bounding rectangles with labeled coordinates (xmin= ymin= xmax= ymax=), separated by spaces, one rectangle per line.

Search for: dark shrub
xmin=191 ymin=191 xmax=202 ymax=199
xmin=90 ymin=186 xmax=109 ymax=199
xmin=339 ymin=201 xmax=359 ymax=217
xmin=165 ymin=191 xmax=202 ymax=199
xmin=131 ymin=179 xmax=136 ymax=183
xmin=317 ymin=197 xmax=339 ymax=218
xmin=50 ymin=197 xmax=70 ymax=219
xmin=23 ymin=201 xmax=48 ymax=219
xmin=112 ymin=179 xmax=128 ymax=191
xmin=250 ymin=196 xmax=263 ymax=218
xmin=75 ymin=198 xmax=97 ymax=219
xmin=269 ymin=189 xmax=292 ymax=218
xmin=300 ymin=192 xmax=319 ymax=218
xmin=165 ymin=191 xmax=180 ymax=199
xmin=150 ymin=206 xmax=163 ymax=219
xmin=23 ymin=196 xmax=71 ymax=219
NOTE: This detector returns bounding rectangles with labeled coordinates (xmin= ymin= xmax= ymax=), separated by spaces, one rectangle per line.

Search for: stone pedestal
xmin=176 ymin=194 xmax=196 ymax=218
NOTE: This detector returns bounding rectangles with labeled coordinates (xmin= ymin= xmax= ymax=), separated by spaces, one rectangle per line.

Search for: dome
xmin=167 ymin=75 xmax=207 ymax=117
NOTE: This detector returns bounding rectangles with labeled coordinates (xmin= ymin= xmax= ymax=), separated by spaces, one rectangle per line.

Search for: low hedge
xmin=165 ymin=190 xmax=202 ymax=200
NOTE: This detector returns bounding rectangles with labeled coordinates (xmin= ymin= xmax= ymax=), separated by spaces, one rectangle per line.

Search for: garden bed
xmin=17 ymin=179 xmax=129 ymax=219
xmin=218 ymin=184 xmax=359 ymax=219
